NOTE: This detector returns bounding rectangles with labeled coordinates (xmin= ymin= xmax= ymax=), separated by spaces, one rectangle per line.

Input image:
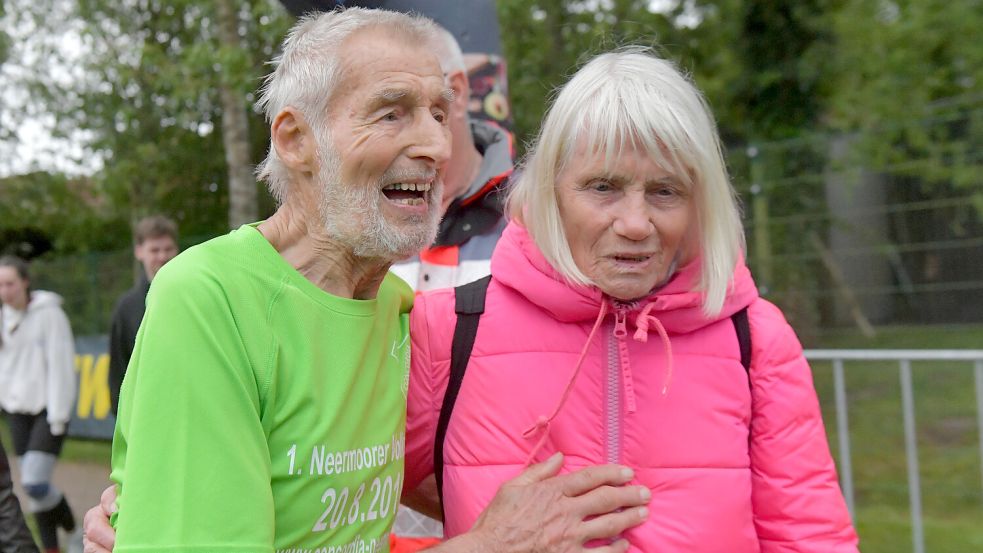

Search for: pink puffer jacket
xmin=405 ymin=222 xmax=859 ymax=552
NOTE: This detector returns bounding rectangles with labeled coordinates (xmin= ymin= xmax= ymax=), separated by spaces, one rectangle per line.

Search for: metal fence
xmin=806 ymin=349 xmax=983 ymax=553
xmin=730 ymin=96 xmax=983 ymax=337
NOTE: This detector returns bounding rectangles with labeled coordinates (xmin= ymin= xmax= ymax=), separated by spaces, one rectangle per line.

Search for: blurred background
xmin=0 ymin=1 xmax=981 ymax=551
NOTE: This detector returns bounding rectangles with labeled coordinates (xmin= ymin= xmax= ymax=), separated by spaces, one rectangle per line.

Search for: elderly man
xmin=88 ymin=9 xmax=647 ymax=553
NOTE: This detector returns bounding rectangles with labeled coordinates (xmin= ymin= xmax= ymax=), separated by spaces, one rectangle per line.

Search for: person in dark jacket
xmin=0 ymin=438 xmax=39 ymax=553
xmin=108 ymin=216 xmax=178 ymax=415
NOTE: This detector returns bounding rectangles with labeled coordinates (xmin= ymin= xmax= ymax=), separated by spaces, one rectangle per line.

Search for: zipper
xmin=606 ymin=309 xmax=628 ymax=464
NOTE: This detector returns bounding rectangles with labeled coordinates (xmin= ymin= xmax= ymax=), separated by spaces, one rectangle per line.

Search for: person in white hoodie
xmin=0 ymin=255 xmax=77 ymax=553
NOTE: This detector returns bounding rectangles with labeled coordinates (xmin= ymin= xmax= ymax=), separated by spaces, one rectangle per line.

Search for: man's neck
xmin=258 ymin=203 xmax=391 ymax=300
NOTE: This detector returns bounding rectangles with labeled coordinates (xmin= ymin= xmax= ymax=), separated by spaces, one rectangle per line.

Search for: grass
xmin=812 ymin=324 xmax=983 ymax=553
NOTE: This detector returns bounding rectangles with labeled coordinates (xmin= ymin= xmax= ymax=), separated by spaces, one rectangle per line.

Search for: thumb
xmin=511 ymin=452 xmax=563 ymax=485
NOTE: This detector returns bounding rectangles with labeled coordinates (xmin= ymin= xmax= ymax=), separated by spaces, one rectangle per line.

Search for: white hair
xmin=255 ymin=8 xmax=440 ymax=204
xmin=508 ymin=47 xmax=745 ymax=316
xmin=429 ymin=27 xmax=466 ymax=76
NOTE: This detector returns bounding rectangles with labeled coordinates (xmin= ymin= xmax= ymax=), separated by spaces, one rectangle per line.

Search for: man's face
xmin=315 ymin=29 xmax=452 ymax=260
xmin=135 ymin=235 xmax=179 ymax=281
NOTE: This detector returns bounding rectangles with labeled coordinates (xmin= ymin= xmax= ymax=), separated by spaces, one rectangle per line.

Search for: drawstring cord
xmin=634 ymin=302 xmax=674 ymax=395
xmin=520 ymin=299 xmax=675 ymax=465
xmin=521 ymin=301 xmax=609 ymax=466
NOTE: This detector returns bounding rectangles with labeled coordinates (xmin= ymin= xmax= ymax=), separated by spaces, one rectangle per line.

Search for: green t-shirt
xmin=111 ymin=224 xmax=414 ymax=553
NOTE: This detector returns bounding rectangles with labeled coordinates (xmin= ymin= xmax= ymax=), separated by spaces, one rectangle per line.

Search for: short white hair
xmin=255 ymin=8 xmax=440 ymax=204
xmin=508 ymin=47 xmax=744 ymax=316
xmin=430 ymin=27 xmax=466 ymax=76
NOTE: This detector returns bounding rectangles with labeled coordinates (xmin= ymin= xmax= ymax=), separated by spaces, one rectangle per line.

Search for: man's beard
xmin=315 ymin=142 xmax=443 ymax=261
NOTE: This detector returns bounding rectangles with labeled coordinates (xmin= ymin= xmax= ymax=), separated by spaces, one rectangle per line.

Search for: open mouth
xmin=381 ymin=182 xmax=431 ymax=206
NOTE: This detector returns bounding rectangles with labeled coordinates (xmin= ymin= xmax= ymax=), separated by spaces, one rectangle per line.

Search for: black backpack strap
xmin=434 ymin=275 xmax=491 ymax=512
xmin=731 ymin=306 xmax=752 ymax=378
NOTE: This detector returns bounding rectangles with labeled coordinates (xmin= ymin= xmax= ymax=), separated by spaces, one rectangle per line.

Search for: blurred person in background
xmin=0 ymin=256 xmax=79 ymax=553
xmin=108 ymin=216 xmax=179 ymax=415
xmin=388 ymin=23 xmax=513 ymax=552
xmin=402 ymin=48 xmax=860 ymax=552
xmin=389 ymin=25 xmax=513 ymax=293
xmin=0 ymin=438 xmax=39 ymax=553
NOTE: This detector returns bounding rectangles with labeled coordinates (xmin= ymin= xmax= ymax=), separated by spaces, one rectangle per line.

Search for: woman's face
xmin=0 ymin=266 xmax=29 ymax=309
xmin=556 ymin=139 xmax=695 ymax=301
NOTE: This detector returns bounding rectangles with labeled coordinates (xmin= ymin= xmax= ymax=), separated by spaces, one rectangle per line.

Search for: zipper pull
xmin=613 ymin=309 xmax=628 ymax=338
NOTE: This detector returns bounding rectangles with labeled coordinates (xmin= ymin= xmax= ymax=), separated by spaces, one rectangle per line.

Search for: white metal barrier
xmin=804 ymin=349 xmax=983 ymax=553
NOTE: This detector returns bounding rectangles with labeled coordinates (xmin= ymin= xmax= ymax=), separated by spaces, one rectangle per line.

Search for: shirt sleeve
xmin=110 ymin=264 xmax=275 ymax=552
xmin=43 ymin=306 xmax=76 ymax=432
xmin=748 ymin=300 xmax=859 ymax=552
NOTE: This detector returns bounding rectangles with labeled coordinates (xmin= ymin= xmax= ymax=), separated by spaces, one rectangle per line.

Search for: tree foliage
xmin=6 ymin=0 xmax=290 ymax=244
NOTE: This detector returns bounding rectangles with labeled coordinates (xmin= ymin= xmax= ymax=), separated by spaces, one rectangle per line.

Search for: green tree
xmin=10 ymin=0 xmax=290 ymax=238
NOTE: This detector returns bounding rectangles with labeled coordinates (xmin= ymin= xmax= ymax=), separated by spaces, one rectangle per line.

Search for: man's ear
xmin=271 ymin=107 xmax=318 ymax=172
xmin=446 ymin=70 xmax=471 ymax=114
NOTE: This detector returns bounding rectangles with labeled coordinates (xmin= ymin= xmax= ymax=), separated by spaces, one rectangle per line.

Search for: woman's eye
xmin=432 ymin=110 xmax=446 ymax=123
xmin=589 ymin=180 xmax=613 ymax=192
xmin=382 ymin=111 xmax=399 ymax=122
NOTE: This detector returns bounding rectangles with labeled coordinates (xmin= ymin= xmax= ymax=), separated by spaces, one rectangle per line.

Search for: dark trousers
xmin=4 ymin=413 xmax=73 ymax=551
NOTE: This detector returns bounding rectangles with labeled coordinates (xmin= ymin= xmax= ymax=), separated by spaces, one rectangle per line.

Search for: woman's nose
xmin=612 ymin=195 xmax=655 ymax=241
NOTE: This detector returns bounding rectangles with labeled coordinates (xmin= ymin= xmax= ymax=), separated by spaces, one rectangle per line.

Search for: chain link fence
xmin=728 ymin=95 xmax=983 ymax=343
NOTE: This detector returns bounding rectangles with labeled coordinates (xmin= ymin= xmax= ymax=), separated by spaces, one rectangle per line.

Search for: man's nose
xmin=409 ymin=112 xmax=451 ymax=168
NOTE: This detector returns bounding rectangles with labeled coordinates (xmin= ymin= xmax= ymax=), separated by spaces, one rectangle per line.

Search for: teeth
xmin=390 ymin=197 xmax=426 ymax=206
xmin=383 ymin=182 xmax=431 ymax=192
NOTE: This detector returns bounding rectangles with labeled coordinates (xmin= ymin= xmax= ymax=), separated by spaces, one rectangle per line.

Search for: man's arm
xmin=85 ymin=454 xmax=648 ymax=553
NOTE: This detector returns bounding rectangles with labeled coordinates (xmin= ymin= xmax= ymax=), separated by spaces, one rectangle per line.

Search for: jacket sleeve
xmin=43 ymin=306 xmax=77 ymax=434
xmin=108 ymin=301 xmax=127 ymax=416
xmin=403 ymin=294 xmax=440 ymax=497
xmin=0 ymin=439 xmax=39 ymax=553
xmin=748 ymin=300 xmax=859 ymax=552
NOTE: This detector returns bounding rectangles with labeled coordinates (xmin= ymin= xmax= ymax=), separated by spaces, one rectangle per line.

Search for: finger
xmin=580 ymin=538 xmax=631 ymax=553
xmin=100 ymin=484 xmax=118 ymax=515
xmin=579 ymin=506 xmax=649 ymax=542
xmin=570 ymin=484 xmax=650 ymax=517
xmin=83 ymin=534 xmax=111 ymax=553
xmin=555 ymin=464 xmax=635 ymax=497
xmin=508 ymin=452 xmax=564 ymax=485
xmin=83 ymin=504 xmax=117 ymax=550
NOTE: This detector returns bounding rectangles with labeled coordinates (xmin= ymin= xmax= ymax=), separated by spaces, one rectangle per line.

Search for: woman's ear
xmin=271 ymin=107 xmax=318 ymax=173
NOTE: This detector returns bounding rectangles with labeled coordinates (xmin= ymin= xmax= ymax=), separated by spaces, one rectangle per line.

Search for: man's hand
xmin=439 ymin=452 xmax=650 ymax=553
xmin=82 ymin=485 xmax=117 ymax=553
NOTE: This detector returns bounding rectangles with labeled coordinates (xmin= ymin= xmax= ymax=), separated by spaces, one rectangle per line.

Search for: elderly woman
xmin=402 ymin=49 xmax=859 ymax=552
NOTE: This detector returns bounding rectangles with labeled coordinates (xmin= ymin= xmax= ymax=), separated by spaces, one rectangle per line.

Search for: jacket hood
xmin=27 ymin=290 xmax=65 ymax=313
xmin=490 ymin=222 xmax=759 ymax=334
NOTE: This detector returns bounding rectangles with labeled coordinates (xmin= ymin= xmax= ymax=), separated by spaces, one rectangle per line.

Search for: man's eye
xmin=382 ymin=112 xmax=399 ymax=122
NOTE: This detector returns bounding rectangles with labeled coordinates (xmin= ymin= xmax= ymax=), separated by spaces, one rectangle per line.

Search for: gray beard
xmin=316 ymin=144 xmax=442 ymax=261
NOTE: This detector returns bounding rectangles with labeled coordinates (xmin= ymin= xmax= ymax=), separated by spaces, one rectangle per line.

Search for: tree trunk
xmin=216 ymin=0 xmax=256 ymax=229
